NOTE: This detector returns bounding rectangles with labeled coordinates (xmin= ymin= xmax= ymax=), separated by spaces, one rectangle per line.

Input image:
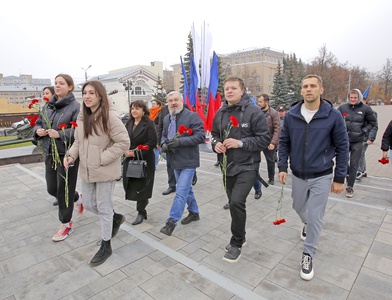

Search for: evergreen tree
xmin=151 ymin=74 xmax=166 ymax=104
xmin=272 ymin=61 xmax=290 ymax=109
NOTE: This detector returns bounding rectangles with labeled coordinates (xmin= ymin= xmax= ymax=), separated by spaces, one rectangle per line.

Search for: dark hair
xmin=43 ymin=86 xmax=55 ymax=95
xmin=81 ymin=80 xmax=110 ymax=139
xmin=55 ymin=74 xmax=74 ymax=92
xmin=151 ymin=99 xmax=162 ymax=106
xmin=260 ymin=94 xmax=270 ymax=101
xmin=130 ymin=100 xmax=150 ymax=120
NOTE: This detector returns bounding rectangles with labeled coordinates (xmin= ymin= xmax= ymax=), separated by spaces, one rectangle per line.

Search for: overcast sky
xmin=1 ymin=0 xmax=391 ymax=84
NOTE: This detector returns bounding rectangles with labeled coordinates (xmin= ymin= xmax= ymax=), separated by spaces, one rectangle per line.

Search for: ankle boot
xmin=90 ymin=239 xmax=112 ymax=267
xmin=112 ymin=212 xmax=125 ymax=238
xmin=132 ymin=212 xmax=147 ymax=225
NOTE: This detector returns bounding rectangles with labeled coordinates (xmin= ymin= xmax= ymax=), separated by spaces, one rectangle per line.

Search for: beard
xmin=169 ymin=103 xmax=184 ymax=115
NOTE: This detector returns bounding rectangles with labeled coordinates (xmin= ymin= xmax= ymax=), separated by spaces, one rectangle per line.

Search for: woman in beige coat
xmin=64 ymin=80 xmax=130 ymax=267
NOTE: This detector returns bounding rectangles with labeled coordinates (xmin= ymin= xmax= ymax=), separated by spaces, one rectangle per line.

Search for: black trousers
xmin=45 ymin=155 xmax=79 ymax=224
xmin=136 ymin=199 xmax=149 ymax=215
xmin=263 ymin=148 xmax=276 ymax=180
xmin=226 ymin=170 xmax=257 ymax=248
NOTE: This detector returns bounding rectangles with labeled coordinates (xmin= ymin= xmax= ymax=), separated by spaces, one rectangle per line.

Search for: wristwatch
xmin=238 ymin=140 xmax=243 ymax=148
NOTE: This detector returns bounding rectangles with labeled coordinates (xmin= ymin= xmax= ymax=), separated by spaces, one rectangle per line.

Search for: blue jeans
xmin=168 ymin=168 xmax=199 ymax=223
xmin=153 ymin=148 xmax=162 ymax=169
xmin=253 ymin=178 xmax=262 ymax=192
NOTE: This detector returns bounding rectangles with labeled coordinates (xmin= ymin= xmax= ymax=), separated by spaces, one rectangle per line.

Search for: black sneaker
xmin=225 ymin=239 xmax=247 ymax=252
xmin=223 ymin=203 xmax=230 ymax=210
xmin=223 ymin=246 xmax=241 ymax=263
xmin=300 ymin=252 xmax=314 ymax=280
xmin=268 ymin=179 xmax=274 ymax=185
xmin=160 ymin=219 xmax=176 ymax=236
xmin=301 ymin=223 xmax=307 ymax=241
xmin=254 ymin=191 xmax=262 ymax=199
xmin=181 ymin=212 xmax=200 ymax=225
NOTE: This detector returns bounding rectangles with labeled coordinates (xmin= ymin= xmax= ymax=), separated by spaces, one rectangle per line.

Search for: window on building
xmin=242 ymin=57 xmax=246 ymax=64
xmin=255 ymin=55 xmax=260 ymax=61
xmin=249 ymin=56 xmax=253 ymax=63
xmin=255 ymin=76 xmax=260 ymax=83
xmin=234 ymin=58 xmax=239 ymax=64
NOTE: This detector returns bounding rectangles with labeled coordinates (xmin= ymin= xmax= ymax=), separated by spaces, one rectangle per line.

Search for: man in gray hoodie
xmin=337 ymin=89 xmax=377 ymax=198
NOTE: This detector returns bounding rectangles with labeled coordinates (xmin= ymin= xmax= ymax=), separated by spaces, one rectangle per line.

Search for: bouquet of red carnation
xmin=134 ymin=144 xmax=149 ymax=151
xmin=378 ymin=157 xmax=389 ymax=165
xmin=58 ymin=121 xmax=78 ymax=207
xmin=221 ymin=116 xmax=239 ymax=191
xmin=29 ymin=98 xmax=61 ymax=169
xmin=273 ymin=184 xmax=286 ymax=225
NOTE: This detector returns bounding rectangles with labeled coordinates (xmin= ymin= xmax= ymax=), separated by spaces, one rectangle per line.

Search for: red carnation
xmin=178 ymin=125 xmax=187 ymax=135
xmin=137 ymin=144 xmax=149 ymax=151
xmin=58 ymin=124 xmax=67 ymax=130
xmin=186 ymin=128 xmax=193 ymax=135
xmin=70 ymin=121 xmax=78 ymax=128
xmin=43 ymin=97 xmax=50 ymax=102
xmin=229 ymin=116 xmax=239 ymax=127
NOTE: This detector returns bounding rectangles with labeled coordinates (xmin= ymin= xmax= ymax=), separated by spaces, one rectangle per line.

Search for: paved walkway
xmin=0 ymin=106 xmax=391 ymax=300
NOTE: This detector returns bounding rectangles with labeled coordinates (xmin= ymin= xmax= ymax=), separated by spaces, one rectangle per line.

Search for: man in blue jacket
xmin=278 ymin=74 xmax=349 ymax=281
xmin=160 ymin=91 xmax=205 ymax=236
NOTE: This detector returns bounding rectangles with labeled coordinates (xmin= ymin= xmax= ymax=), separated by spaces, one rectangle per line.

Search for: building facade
xmin=171 ymin=47 xmax=285 ymax=98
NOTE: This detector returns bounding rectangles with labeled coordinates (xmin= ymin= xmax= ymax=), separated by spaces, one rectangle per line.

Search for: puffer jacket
xmin=33 ymin=93 xmax=80 ymax=155
xmin=381 ymin=120 xmax=392 ymax=151
xmin=278 ymin=99 xmax=349 ymax=183
xmin=337 ymin=90 xmax=377 ymax=143
xmin=68 ymin=105 xmax=130 ymax=183
xmin=211 ymin=94 xmax=270 ymax=176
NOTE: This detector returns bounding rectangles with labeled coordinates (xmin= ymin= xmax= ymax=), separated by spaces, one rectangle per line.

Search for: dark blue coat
xmin=278 ymin=99 xmax=349 ymax=183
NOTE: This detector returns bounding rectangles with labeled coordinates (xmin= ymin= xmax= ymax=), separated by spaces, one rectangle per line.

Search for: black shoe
xmin=225 ymin=239 xmax=247 ymax=252
xmin=300 ymin=252 xmax=314 ymax=280
xmin=181 ymin=212 xmax=200 ymax=225
xmin=53 ymin=199 xmax=58 ymax=206
xmin=192 ymin=173 xmax=197 ymax=186
xmin=223 ymin=203 xmax=230 ymax=210
xmin=254 ymin=191 xmax=262 ymax=199
xmin=214 ymin=161 xmax=219 ymax=167
xmin=132 ymin=213 xmax=147 ymax=225
xmin=160 ymin=219 xmax=176 ymax=236
xmin=223 ymin=246 xmax=241 ymax=263
xmin=112 ymin=212 xmax=125 ymax=238
xmin=268 ymin=179 xmax=274 ymax=185
xmin=90 ymin=240 xmax=112 ymax=267
xmin=162 ymin=187 xmax=176 ymax=195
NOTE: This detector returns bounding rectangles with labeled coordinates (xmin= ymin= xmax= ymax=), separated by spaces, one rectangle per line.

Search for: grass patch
xmin=0 ymin=136 xmax=35 ymax=149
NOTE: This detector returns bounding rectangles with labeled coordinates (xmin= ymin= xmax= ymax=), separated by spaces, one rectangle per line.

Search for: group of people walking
xmin=33 ymin=73 xmax=391 ymax=282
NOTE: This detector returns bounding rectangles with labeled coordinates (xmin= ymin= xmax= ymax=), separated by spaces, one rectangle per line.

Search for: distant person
xmin=338 ymin=89 xmax=377 ymax=198
xmin=278 ymin=105 xmax=286 ymax=128
xmin=123 ymin=100 xmax=157 ymax=225
xmin=256 ymin=94 xmax=281 ymax=186
xmin=212 ymin=76 xmax=269 ymax=263
xmin=64 ymin=80 xmax=130 ymax=267
xmin=356 ymin=97 xmax=378 ymax=179
xmin=159 ymin=91 xmax=205 ymax=236
xmin=381 ymin=120 xmax=392 ymax=161
xmin=279 ymin=74 xmax=349 ymax=281
xmin=33 ymin=74 xmax=82 ymax=242
xmin=149 ymin=99 xmax=162 ymax=169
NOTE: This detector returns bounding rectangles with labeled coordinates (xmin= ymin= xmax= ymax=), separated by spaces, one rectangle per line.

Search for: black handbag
xmin=126 ymin=150 xmax=148 ymax=178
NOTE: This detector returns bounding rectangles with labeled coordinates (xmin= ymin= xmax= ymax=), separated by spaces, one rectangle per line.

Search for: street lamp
xmin=123 ymin=79 xmax=133 ymax=107
xmin=81 ymin=65 xmax=92 ymax=82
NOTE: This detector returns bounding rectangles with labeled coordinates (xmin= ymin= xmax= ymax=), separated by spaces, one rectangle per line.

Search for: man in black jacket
xmin=338 ymin=89 xmax=377 ymax=198
xmin=211 ymin=76 xmax=270 ymax=263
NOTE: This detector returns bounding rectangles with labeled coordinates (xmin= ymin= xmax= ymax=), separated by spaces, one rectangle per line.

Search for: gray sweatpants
xmin=81 ymin=180 xmax=116 ymax=241
xmin=291 ymin=173 xmax=333 ymax=257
